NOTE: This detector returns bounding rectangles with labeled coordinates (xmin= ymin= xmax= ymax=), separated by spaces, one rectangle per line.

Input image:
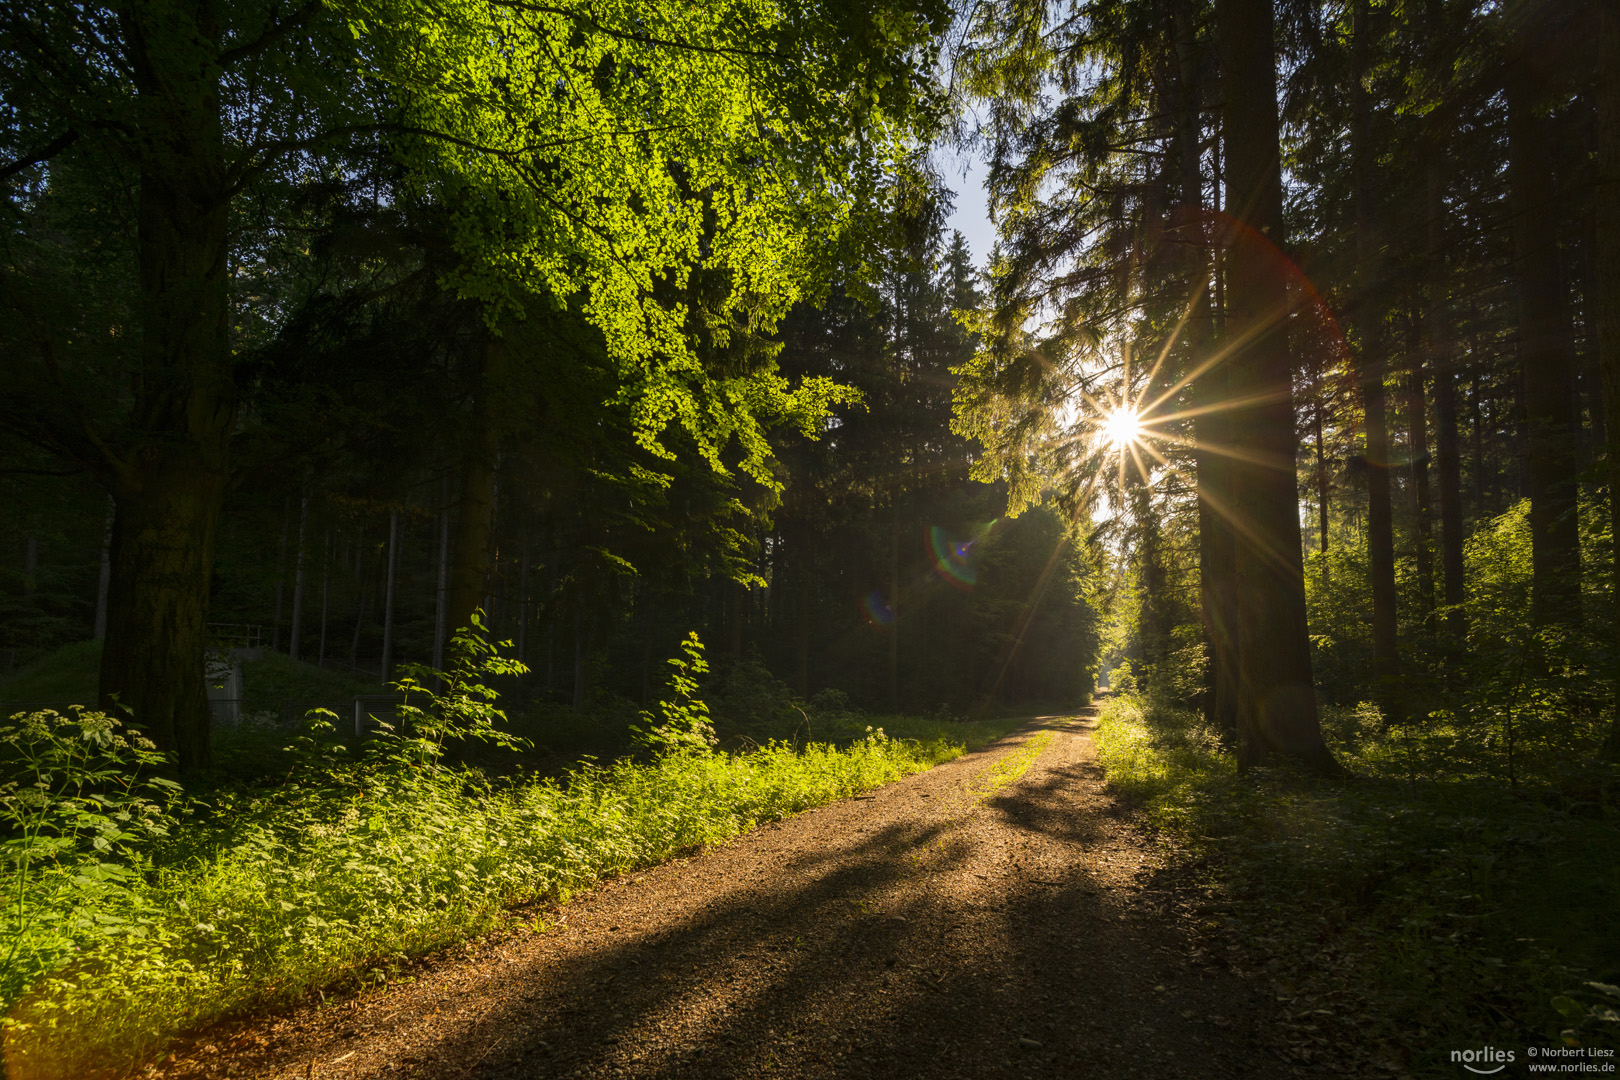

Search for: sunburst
xmin=1100 ymin=406 xmax=1143 ymax=450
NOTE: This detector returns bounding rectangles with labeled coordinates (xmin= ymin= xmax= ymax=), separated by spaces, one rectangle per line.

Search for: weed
xmin=1094 ymin=693 xmax=1620 ymax=1075
xmin=0 ymin=628 xmax=966 ymax=1078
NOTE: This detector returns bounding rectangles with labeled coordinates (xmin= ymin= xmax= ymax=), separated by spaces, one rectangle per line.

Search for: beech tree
xmin=0 ymin=0 xmax=949 ymax=771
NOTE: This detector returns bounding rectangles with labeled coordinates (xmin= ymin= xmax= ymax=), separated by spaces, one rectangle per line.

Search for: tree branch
xmin=0 ymin=130 xmax=81 ymax=184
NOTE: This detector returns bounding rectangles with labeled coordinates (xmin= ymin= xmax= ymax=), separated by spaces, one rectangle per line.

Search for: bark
xmin=380 ymin=509 xmax=399 ymax=684
xmin=1429 ymin=161 xmax=1467 ymax=649
xmin=272 ymin=502 xmax=289 ymax=652
xmin=1176 ymin=0 xmax=1237 ymax=738
xmin=1507 ymin=64 xmax=1583 ymax=636
xmin=289 ymin=493 xmax=310 ymax=662
xmin=1314 ymin=396 xmax=1330 ymax=555
xmin=349 ymin=542 xmax=371 ymax=674
xmin=517 ymin=537 xmax=530 ymax=666
xmin=888 ymin=507 xmax=900 ymax=711
xmin=318 ymin=529 xmax=331 ymax=667
xmin=95 ymin=0 xmax=234 ymax=772
xmin=94 ymin=497 xmax=113 ymax=641
xmin=1216 ymin=0 xmax=1335 ymax=773
xmin=1403 ymin=349 xmax=1436 ymax=633
xmin=433 ymin=476 xmax=451 ymax=672
xmin=1594 ymin=0 xmax=1620 ymax=757
xmin=795 ymin=535 xmax=812 ymax=699
xmin=572 ymin=598 xmax=588 ymax=709
xmin=1350 ymin=0 xmax=1402 ymax=724
xmin=446 ymin=340 xmax=502 ymax=643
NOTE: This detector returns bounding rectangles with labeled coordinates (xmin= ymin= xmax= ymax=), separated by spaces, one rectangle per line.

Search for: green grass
xmin=0 ymin=687 xmax=1024 ymax=1078
xmin=0 ymin=639 xmax=101 ymax=704
xmin=1093 ymin=693 xmax=1620 ymax=1077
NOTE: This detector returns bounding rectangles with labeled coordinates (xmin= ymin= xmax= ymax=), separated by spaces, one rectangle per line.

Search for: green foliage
xmin=0 ymin=640 xmax=102 ymax=705
xmin=1095 ymin=691 xmax=1620 ymax=1071
xmin=632 ymin=633 xmax=718 ymax=755
xmin=0 ymin=708 xmax=180 ymax=1022
xmin=1305 ymin=499 xmax=1612 ymax=777
xmin=0 ymin=631 xmax=967 ymax=1076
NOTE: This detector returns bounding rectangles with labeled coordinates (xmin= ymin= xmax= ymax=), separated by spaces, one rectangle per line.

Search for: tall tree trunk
xmin=433 ymin=475 xmax=451 ymax=672
xmin=272 ymin=501 xmax=289 ymax=652
xmin=1350 ymin=0 xmax=1403 ymax=724
xmin=350 ymin=529 xmax=369 ymax=673
xmin=289 ymin=492 xmax=310 ymax=662
xmin=888 ymin=506 xmax=900 ymax=711
xmin=1314 ymin=395 xmax=1330 ymax=555
xmin=447 ymin=339 xmax=502 ymax=642
xmin=1507 ymin=63 xmax=1583 ymax=636
xmin=318 ymin=529 xmax=331 ymax=667
xmin=517 ymin=536 xmax=530 ymax=666
xmin=95 ymin=1 xmax=234 ymax=772
xmin=380 ymin=508 xmax=399 ymax=684
xmin=1428 ymin=160 xmax=1467 ymax=651
xmin=94 ymin=496 xmax=113 ymax=641
xmin=1176 ymin=0 xmax=1237 ymax=738
xmin=572 ymin=597 xmax=588 ymax=709
xmin=1594 ymin=0 xmax=1620 ymax=756
xmin=1216 ymin=0 xmax=1335 ymax=773
xmin=1403 ymin=345 xmax=1436 ymax=634
xmin=795 ymin=535 xmax=812 ymax=699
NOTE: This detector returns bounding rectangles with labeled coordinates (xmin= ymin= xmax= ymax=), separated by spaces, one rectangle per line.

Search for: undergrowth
xmin=1095 ymin=692 xmax=1619 ymax=1078
xmin=0 ymin=628 xmax=974 ymax=1078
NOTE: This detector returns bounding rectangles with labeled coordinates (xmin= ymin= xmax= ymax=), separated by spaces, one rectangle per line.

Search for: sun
xmin=1100 ymin=407 xmax=1143 ymax=450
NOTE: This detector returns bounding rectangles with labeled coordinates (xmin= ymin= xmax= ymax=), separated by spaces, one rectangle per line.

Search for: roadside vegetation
xmin=1095 ymin=688 xmax=1619 ymax=1076
xmin=0 ymin=629 xmax=1028 ymax=1078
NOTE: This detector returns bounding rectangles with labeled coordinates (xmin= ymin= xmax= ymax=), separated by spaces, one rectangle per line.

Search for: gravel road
xmin=150 ymin=711 xmax=1292 ymax=1080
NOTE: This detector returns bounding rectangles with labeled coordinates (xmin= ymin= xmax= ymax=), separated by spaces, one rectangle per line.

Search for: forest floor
xmin=142 ymin=710 xmax=1305 ymax=1080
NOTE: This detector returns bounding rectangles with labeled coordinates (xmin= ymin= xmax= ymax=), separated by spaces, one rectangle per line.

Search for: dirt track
xmin=152 ymin=712 xmax=1292 ymax=1080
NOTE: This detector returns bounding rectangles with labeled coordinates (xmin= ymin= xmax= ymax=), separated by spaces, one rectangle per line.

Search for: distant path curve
xmin=156 ymin=710 xmax=1291 ymax=1080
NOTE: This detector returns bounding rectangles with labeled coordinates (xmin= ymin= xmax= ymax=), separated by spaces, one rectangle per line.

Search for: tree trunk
xmin=96 ymin=0 xmax=234 ymax=772
xmin=1176 ymin=0 xmax=1238 ymax=738
xmin=433 ymin=475 xmax=451 ymax=673
xmin=1314 ymin=396 xmax=1330 ymax=555
xmin=318 ymin=529 xmax=331 ymax=667
xmin=289 ymin=492 xmax=310 ymax=662
xmin=1507 ymin=64 xmax=1583 ymax=636
xmin=94 ymin=497 xmax=113 ymax=641
xmin=380 ymin=508 xmax=399 ymax=684
xmin=272 ymin=501 xmax=289 ymax=652
xmin=572 ymin=597 xmax=588 ymax=709
xmin=1403 ymin=348 xmax=1436 ymax=634
xmin=1350 ymin=0 xmax=1402 ymax=724
xmin=1216 ymin=0 xmax=1335 ymax=773
xmin=1594 ymin=0 xmax=1620 ymax=756
xmin=517 ymin=536 xmax=530 ymax=666
xmin=795 ymin=536 xmax=812 ymax=699
xmin=1429 ymin=161 xmax=1467 ymax=650
xmin=888 ymin=506 xmax=900 ymax=711
xmin=350 ymin=530 xmax=369 ymax=673
xmin=446 ymin=341 xmax=502 ymax=643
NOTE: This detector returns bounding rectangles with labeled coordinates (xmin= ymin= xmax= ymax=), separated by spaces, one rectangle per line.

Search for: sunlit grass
xmin=0 ymin=708 xmax=979 ymax=1078
xmin=1093 ymin=692 xmax=1620 ymax=1072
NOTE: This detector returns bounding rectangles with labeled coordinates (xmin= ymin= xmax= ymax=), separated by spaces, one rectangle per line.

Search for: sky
xmin=936 ymin=149 xmax=996 ymax=271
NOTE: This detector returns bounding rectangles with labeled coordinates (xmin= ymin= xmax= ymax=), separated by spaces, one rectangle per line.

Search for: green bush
xmin=0 ymin=627 xmax=964 ymax=1077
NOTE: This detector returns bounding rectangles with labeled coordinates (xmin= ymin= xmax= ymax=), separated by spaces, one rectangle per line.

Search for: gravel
xmin=143 ymin=712 xmax=1295 ymax=1080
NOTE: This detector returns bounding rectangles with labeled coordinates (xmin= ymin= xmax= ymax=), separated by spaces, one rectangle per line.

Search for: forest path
xmin=164 ymin=710 xmax=1293 ymax=1080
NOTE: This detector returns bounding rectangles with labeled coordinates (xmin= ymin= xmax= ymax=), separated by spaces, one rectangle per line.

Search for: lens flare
xmin=928 ymin=522 xmax=994 ymax=590
xmin=862 ymin=590 xmax=895 ymax=626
